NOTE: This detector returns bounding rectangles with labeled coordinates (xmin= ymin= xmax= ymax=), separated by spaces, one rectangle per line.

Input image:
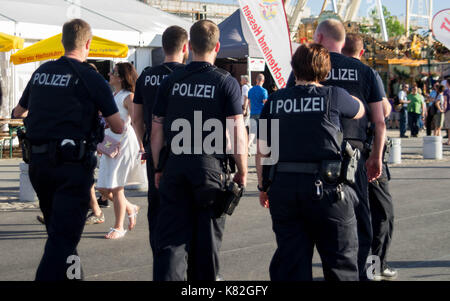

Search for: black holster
xmin=17 ymin=128 xmax=31 ymax=164
xmin=341 ymin=142 xmax=360 ymax=185
xmin=213 ymin=180 xmax=244 ymax=218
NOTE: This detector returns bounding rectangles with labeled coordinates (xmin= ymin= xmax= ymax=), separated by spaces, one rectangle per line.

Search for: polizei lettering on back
xmin=325 ymin=68 xmax=358 ymax=81
xmin=172 ymin=83 xmax=216 ymax=99
xmin=144 ymin=74 xmax=168 ymax=86
xmin=32 ymin=73 xmax=72 ymax=87
xmin=270 ymin=97 xmax=324 ymax=114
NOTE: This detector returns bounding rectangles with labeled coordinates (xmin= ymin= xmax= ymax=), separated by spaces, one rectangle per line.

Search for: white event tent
xmin=0 ymin=0 xmax=192 ymax=117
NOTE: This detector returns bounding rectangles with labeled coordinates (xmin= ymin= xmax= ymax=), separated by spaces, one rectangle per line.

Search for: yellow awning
xmin=0 ymin=32 xmax=24 ymax=52
xmin=10 ymin=33 xmax=128 ymax=65
xmin=375 ymin=58 xmax=427 ymax=67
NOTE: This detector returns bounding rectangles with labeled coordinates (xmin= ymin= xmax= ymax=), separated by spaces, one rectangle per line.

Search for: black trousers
xmin=146 ymin=158 xmax=160 ymax=252
xmin=268 ymin=173 xmax=359 ymax=281
xmin=368 ymin=164 xmax=394 ymax=271
xmin=29 ymin=153 xmax=95 ymax=281
xmin=408 ymin=112 xmax=420 ymax=136
xmin=153 ymin=156 xmax=226 ymax=281
xmin=351 ymin=155 xmax=373 ymax=280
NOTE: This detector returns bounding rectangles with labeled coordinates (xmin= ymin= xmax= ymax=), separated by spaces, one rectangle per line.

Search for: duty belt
xmin=345 ymin=139 xmax=364 ymax=152
xmin=31 ymin=144 xmax=49 ymax=154
xmin=276 ymin=162 xmax=320 ymax=174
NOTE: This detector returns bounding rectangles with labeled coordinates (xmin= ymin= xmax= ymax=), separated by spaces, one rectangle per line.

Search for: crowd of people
xmin=388 ymin=80 xmax=450 ymax=140
xmin=12 ymin=14 xmax=442 ymax=281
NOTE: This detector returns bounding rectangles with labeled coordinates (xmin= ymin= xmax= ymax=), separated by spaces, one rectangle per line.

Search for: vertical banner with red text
xmin=238 ymin=0 xmax=292 ymax=88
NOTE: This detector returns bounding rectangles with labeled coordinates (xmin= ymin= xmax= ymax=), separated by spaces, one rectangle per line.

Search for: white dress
xmin=96 ymin=90 xmax=147 ymax=189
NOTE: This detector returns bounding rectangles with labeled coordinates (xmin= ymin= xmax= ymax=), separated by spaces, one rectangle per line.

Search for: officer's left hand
xmin=259 ymin=192 xmax=269 ymax=208
xmin=366 ymin=155 xmax=382 ymax=182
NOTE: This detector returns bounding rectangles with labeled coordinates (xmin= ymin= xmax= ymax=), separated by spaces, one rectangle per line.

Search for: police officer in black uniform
xmin=342 ymin=34 xmax=398 ymax=281
xmin=257 ymin=43 xmax=365 ymax=281
xmin=133 ymin=25 xmax=189 ymax=252
xmin=12 ymin=19 xmax=123 ymax=280
xmin=151 ymin=20 xmax=247 ymax=281
xmin=287 ymin=19 xmax=387 ymax=280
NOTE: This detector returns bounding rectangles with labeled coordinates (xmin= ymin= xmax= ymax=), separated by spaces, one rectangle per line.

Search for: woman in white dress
xmin=97 ymin=62 xmax=146 ymax=239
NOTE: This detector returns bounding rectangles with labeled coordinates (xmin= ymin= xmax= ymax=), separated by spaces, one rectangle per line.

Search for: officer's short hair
xmin=342 ymin=33 xmax=364 ymax=57
xmin=115 ymin=62 xmax=138 ymax=93
xmin=291 ymin=43 xmax=331 ymax=83
xmin=62 ymin=19 xmax=92 ymax=52
xmin=162 ymin=26 xmax=188 ymax=56
xmin=316 ymin=19 xmax=345 ymax=43
xmin=189 ymin=20 xmax=219 ymax=55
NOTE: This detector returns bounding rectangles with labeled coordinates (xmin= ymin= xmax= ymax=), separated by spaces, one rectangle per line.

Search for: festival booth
xmin=0 ymin=0 xmax=192 ymax=117
xmin=10 ymin=34 xmax=129 ymax=65
xmin=217 ymin=8 xmax=297 ymax=91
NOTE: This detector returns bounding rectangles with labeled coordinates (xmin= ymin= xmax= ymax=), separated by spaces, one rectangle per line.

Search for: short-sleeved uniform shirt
xmin=259 ymin=85 xmax=360 ymax=162
xmin=286 ymin=53 xmax=384 ymax=142
xmin=133 ymin=62 xmax=184 ymax=133
xmin=322 ymin=53 xmax=384 ymax=142
xmin=153 ymin=61 xmax=242 ymax=158
xmin=248 ymin=85 xmax=268 ymax=115
xmin=19 ymin=56 xmax=118 ymax=142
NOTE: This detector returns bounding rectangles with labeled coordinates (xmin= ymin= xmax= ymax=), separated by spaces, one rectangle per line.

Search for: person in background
xmin=407 ymin=86 xmax=426 ymax=138
xmin=398 ymin=84 xmax=410 ymax=138
xmin=442 ymin=81 xmax=450 ymax=145
xmin=433 ymin=85 xmax=447 ymax=138
xmin=248 ymin=73 xmax=268 ymax=155
xmin=240 ymin=75 xmax=251 ymax=136
xmin=426 ymin=83 xmax=439 ymax=136
xmin=97 ymin=62 xmax=146 ymax=239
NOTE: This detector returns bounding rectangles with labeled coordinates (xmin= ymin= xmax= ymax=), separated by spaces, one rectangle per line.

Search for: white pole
xmin=331 ymin=0 xmax=338 ymax=14
xmin=376 ymin=0 xmax=389 ymax=42
xmin=406 ymin=0 xmax=410 ymax=37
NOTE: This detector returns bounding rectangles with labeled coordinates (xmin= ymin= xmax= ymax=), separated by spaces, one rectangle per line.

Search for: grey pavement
xmin=0 ymin=130 xmax=449 ymax=281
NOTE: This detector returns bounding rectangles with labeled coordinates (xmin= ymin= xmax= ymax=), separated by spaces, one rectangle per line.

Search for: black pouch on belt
xmin=321 ymin=160 xmax=341 ymax=184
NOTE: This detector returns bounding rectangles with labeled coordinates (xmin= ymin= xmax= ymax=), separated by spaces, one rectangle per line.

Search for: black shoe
xmin=36 ymin=215 xmax=45 ymax=224
xmin=400 ymin=135 xmax=409 ymax=138
xmin=97 ymin=197 xmax=110 ymax=208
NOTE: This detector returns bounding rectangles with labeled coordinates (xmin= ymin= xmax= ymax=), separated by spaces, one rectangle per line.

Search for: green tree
xmin=369 ymin=6 xmax=406 ymax=38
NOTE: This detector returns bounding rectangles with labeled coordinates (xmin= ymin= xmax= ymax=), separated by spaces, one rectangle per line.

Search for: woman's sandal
xmin=105 ymin=227 xmax=127 ymax=239
xmin=128 ymin=205 xmax=140 ymax=231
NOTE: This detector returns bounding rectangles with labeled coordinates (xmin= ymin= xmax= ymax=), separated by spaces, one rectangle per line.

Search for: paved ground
xmin=0 ymin=130 xmax=449 ymax=281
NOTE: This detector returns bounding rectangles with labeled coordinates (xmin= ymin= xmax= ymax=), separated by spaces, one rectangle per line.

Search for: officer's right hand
xmin=233 ymin=171 xmax=247 ymax=187
xmin=259 ymin=192 xmax=269 ymax=208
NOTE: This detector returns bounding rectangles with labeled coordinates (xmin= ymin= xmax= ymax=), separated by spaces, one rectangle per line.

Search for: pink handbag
xmin=97 ymin=135 xmax=121 ymax=158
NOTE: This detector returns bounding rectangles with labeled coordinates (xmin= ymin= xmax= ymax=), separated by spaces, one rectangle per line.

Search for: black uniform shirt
xmin=133 ymin=62 xmax=184 ymax=131
xmin=153 ymin=62 xmax=242 ymax=157
xmin=19 ymin=57 xmax=118 ymax=141
xmin=323 ymin=53 xmax=384 ymax=141
xmin=259 ymin=85 xmax=359 ymax=144
xmin=153 ymin=62 xmax=242 ymax=118
xmin=287 ymin=53 xmax=384 ymax=142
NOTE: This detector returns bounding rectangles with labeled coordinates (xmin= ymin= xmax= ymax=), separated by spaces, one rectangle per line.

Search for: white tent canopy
xmin=0 ymin=0 xmax=192 ymax=118
xmin=0 ymin=0 xmax=191 ymax=46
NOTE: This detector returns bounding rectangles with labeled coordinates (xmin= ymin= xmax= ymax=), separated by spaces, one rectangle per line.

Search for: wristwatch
xmin=257 ymin=185 xmax=265 ymax=192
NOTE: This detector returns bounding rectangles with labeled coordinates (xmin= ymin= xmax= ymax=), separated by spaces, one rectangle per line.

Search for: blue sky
xmin=191 ymin=0 xmax=448 ymax=18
